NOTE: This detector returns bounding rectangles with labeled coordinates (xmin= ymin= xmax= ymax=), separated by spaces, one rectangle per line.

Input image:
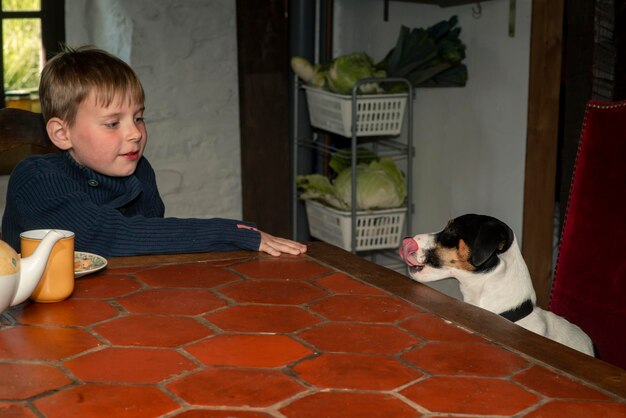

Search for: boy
xmin=1 ymin=46 xmax=306 ymax=258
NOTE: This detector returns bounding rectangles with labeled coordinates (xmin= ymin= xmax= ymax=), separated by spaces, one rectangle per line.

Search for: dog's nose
xmin=399 ymin=237 xmax=422 ymax=267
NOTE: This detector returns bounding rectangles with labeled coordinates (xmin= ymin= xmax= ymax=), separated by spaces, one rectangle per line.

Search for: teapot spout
xmin=12 ymin=230 xmax=66 ymax=306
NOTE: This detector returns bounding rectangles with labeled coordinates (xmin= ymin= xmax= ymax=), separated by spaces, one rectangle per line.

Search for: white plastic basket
xmin=305 ymin=200 xmax=407 ymax=251
xmin=303 ymin=85 xmax=408 ymax=137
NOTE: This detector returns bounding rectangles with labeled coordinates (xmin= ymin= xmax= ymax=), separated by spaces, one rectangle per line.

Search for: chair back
xmin=551 ymin=99 xmax=626 ymax=369
xmin=0 ymin=108 xmax=57 ymax=175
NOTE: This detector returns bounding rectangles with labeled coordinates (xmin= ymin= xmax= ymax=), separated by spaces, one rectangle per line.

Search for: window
xmin=0 ymin=0 xmax=64 ymax=110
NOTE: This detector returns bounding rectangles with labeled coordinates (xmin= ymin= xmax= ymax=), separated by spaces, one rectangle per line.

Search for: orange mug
xmin=20 ymin=229 xmax=75 ymax=303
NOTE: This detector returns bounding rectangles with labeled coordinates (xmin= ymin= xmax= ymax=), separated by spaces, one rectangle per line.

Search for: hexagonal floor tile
xmin=204 ymin=305 xmax=320 ymax=333
xmin=72 ymin=275 xmax=142 ymax=299
xmin=167 ymin=368 xmax=305 ymax=407
xmin=402 ymin=341 xmax=528 ymax=376
xmin=63 ymin=347 xmax=198 ymax=383
xmin=513 ymin=366 xmax=611 ymax=400
xmin=0 ymin=363 xmax=71 ymax=399
xmin=34 ymin=384 xmax=179 ymax=418
xmin=314 ymin=272 xmax=386 ymax=295
xmin=94 ymin=315 xmax=213 ymax=347
xmin=280 ymin=392 xmax=421 ymax=418
xmin=118 ymin=288 xmax=226 ymax=315
xmin=399 ymin=313 xmax=487 ymax=343
xmin=401 ymin=375 xmax=540 ymax=415
xmin=134 ymin=264 xmax=241 ymax=288
xmin=0 ymin=327 xmax=100 ymax=360
xmin=524 ymin=400 xmax=626 ymax=417
xmin=293 ymin=353 xmax=422 ymax=390
xmin=11 ymin=300 xmax=118 ymax=326
xmin=308 ymin=295 xmax=420 ymax=323
xmin=0 ymin=403 xmax=37 ymax=418
xmin=219 ymin=280 xmax=328 ymax=304
xmin=232 ymin=259 xmax=330 ymax=279
xmin=298 ymin=322 xmax=420 ymax=355
xmin=185 ymin=334 xmax=313 ymax=367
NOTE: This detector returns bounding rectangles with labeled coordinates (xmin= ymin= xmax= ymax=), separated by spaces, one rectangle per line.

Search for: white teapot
xmin=0 ymin=230 xmax=65 ymax=312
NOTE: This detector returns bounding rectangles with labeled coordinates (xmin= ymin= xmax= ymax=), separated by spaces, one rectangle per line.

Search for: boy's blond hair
xmin=39 ymin=45 xmax=145 ymax=125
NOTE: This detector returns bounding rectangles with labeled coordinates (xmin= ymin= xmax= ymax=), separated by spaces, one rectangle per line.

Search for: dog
xmin=399 ymin=214 xmax=594 ymax=356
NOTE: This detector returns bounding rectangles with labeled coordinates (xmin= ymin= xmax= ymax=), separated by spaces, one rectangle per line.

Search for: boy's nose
xmin=126 ymin=124 xmax=143 ymax=142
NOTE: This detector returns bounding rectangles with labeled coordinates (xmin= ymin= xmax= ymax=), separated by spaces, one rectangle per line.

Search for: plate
xmin=74 ymin=252 xmax=107 ymax=277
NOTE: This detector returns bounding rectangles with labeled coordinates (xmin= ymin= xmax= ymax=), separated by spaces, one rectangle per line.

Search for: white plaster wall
xmin=334 ymin=0 xmax=531 ymax=298
xmin=65 ymin=0 xmax=242 ymax=219
xmin=334 ymin=0 xmax=531 ymax=239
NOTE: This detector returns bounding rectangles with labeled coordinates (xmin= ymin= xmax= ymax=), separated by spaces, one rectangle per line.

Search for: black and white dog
xmin=399 ymin=214 xmax=594 ymax=356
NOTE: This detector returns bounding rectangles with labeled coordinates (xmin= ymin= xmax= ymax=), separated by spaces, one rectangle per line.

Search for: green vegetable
xmin=297 ymin=157 xmax=406 ymax=211
xmin=291 ymin=56 xmax=329 ymax=88
xmin=326 ymin=52 xmax=385 ymax=95
xmin=311 ymin=63 xmax=330 ymax=88
xmin=292 ymin=52 xmax=388 ymax=94
xmin=328 ymin=147 xmax=379 ymax=175
xmin=296 ymin=173 xmax=346 ymax=210
xmin=292 ymin=16 xmax=467 ymax=93
xmin=377 ymin=15 xmax=468 ymax=89
xmin=417 ymin=64 xmax=468 ymax=87
xmin=291 ymin=56 xmax=316 ymax=83
xmin=334 ymin=158 xmax=406 ymax=210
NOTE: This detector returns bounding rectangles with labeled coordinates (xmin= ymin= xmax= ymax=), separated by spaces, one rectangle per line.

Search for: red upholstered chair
xmin=550 ymin=99 xmax=626 ymax=369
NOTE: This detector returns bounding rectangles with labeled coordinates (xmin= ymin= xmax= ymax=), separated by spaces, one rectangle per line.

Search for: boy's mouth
xmin=121 ymin=151 xmax=140 ymax=161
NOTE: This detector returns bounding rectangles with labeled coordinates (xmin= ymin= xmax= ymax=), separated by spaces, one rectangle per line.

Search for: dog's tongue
xmin=399 ymin=238 xmax=423 ymax=267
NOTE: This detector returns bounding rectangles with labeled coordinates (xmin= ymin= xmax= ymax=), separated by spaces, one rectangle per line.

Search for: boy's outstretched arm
xmin=258 ymin=231 xmax=307 ymax=256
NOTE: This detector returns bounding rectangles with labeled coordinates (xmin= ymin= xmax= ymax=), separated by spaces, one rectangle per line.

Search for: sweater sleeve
xmin=4 ymin=161 xmax=261 ymax=257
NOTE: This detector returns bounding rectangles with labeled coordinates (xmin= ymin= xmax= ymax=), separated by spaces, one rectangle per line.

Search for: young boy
xmin=1 ymin=46 xmax=306 ymax=258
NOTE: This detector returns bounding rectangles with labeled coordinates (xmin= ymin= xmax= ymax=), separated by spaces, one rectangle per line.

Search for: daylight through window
xmin=0 ymin=0 xmax=64 ymax=110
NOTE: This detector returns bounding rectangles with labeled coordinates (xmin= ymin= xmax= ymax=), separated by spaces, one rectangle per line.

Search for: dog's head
xmin=399 ymin=214 xmax=514 ymax=282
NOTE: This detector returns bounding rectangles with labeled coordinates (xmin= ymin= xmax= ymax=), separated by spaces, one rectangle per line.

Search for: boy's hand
xmin=258 ymin=231 xmax=307 ymax=256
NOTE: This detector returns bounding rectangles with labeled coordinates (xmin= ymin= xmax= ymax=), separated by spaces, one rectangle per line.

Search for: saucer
xmin=74 ymin=252 xmax=107 ymax=277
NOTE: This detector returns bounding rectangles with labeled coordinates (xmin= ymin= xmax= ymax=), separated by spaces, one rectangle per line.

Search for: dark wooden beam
xmin=522 ymin=0 xmax=564 ymax=309
xmin=236 ymin=1 xmax=291 ymax=237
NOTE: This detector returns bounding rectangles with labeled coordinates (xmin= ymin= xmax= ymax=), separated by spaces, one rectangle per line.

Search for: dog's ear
xmin=470 ymin=219 xmax=514 ymax=266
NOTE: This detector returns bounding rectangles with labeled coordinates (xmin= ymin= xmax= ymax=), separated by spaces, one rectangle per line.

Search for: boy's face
xmin=65 ymin=92 xmax=147 ymax=177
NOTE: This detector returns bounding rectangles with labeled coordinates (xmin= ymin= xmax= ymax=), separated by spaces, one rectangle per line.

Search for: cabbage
xmin=328 ymin=147 xmax=378 ymax=175
xmin=296 ymin=174 xmax=346 ymax=210
xmin=291 ymin=52 xmax=386 ymax=94
xmin=326 ymin=52 xmax=385 ymax=95
xmin=334 ymin=158 xmax=406 ymax=210
xmin=297 ymin=157 xmax=406 ymax=210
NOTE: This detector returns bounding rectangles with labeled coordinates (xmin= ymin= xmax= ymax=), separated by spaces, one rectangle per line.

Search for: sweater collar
xmin=62 ymin=151 xmax=144 ymax=208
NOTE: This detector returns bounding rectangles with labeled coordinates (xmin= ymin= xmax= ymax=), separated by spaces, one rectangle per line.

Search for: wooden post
xmin=522 ymin=0 xmax=564 ymax=308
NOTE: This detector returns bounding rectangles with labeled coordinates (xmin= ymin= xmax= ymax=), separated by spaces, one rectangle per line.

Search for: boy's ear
xmin=46 ymin=117 xmax=72 ymax=150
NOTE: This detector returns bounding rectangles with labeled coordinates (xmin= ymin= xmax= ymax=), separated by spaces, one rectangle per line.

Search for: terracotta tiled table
xmin=1 ymin=242 xmax=625 ymax=418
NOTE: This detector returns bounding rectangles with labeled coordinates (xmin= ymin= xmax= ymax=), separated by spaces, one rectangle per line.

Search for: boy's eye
xmin=104 ymin=121 xmax=119 ymax=128
xmin=134 ymin=116 xmax=145 ymax=123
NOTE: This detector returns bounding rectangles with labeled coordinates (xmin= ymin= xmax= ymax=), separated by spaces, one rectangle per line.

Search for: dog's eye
xmin=436 ymin=226 xmax=459 ymax=248
xmin=440 ymin=235 xmax=458 ymax=248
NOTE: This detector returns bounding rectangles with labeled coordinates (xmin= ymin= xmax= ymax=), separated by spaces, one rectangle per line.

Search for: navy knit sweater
xmin=1 ymin=152 xmax=261 ymax=257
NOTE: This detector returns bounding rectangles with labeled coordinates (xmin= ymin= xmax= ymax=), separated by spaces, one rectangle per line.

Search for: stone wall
xmin=65 ymin=0 xmax=242 ymax=219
